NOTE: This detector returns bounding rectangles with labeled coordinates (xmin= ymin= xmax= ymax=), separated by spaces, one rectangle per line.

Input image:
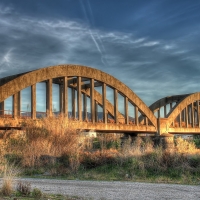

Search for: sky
xmin=0 ymin=0 xmax=200 ymax=113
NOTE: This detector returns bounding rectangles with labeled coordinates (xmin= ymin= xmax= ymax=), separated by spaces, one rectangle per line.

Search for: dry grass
xmin=0 ymin=116 xmax=200 ymax=183
xmin=0 ymin=163 xmax=20 ymax=196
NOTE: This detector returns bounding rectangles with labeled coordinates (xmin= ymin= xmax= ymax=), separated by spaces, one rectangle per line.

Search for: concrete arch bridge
xmin=0 ymin=65 xmax=200 ymax=138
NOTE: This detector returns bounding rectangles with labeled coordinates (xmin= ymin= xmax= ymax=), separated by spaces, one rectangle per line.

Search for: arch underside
xmin=0 ymin=65 xmax=157 ymax=130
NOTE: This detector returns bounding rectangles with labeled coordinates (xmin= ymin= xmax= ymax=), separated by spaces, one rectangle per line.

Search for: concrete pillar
xmin=13 ymin=92 xmax=20 ymax=118
xmin=72 ymin=88 xmax=76 ymax=119
xmin=46 ymin=79 xmax=52 ymax=117
xmin=191 ymin=103 xmax=194 ymax=127
xmin=90 ymin=78 xmax=95 ymax=123
xmin=114 ymin=89 xmax=118 ymax=124
xmin=124 ymin=96 xmax=129 ymax=125
xmin=188 ymin=105 xmax=191 ymax=125
xmin=179 ymin=112 xmax=182 ymax=128
xmin=164 ymin=105 xmax=167 ymax=117
xmin=83 ymin=93 xmax=87 ymax=121
xmin=157 ymin=109 xmax=160 ymax=118
xmin=31 ymin=84 xmax=36 ymax=119
xmin=102 ymin=83 xmax=107 ymax=124
xmin=185 ymin=106 xmax=188 ymax=128
xmin=145 ymin=117 xmax=148 ymax=127
xmin=63 ymin=77 xmax=68 ymax=118
xmin=77 ymin=76 xmax=82 ymax=121
xmin=0 ymin=101 xmax=4 ymax=115
xmin=59 ymin=84 xmax=63 ymax=113
xmin=197 ymin=100 xmax=200 ymax=128
xmin=135 ymin=106 xmax=138 ymax=125
xmin=95 ymin=100 xmax=98 ymax=122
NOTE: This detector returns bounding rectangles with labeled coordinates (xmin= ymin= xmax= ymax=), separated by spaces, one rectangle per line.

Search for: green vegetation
xmin=0 ymin=115 xmax=200 ymax=187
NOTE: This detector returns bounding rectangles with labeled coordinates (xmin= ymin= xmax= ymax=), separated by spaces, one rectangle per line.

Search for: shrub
xmin=32 ymin=188 xmax=42 ymax=199
xmin=16 ymin=181 xmax=31 ymax=196
xmin=0 ymin=163 xmax=20 ymax=196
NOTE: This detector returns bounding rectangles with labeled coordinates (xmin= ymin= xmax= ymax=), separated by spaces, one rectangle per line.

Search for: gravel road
xmin=1 ymin=178 xmax=200 ymax=200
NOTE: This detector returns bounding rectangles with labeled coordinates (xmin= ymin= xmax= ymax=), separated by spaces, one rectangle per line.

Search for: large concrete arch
xmin=0 ymin=64 xmax=157 ymax=127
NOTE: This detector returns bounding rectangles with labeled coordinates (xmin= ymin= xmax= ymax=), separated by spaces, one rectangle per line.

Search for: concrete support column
xmin=114 ymin=89 xmax=118 ymax=124
xmin=102 ymin=83 xmax=107 ymax=124
xmin=135 ymin=106 xmax=138 ymax=125
xmin=46 ymin=79 xmax=52 ymax=117
xmin=185 ymin=106 xmax=188 ymax=128
xmin=197 ymin=100 xmax=200 ymax=128
xmin=13 ymin=92 xmax=20 ymax=118
xmin=95 ymin=100 xmax=98 ymax=122
xmin=31 ymin=84 xmax=36 ymax=119
xmin=63 ymin=76 xmax=68 ymax=117
xmin=90 ymin=78 xmax=95 ymax=123
xmin=59 ymin=84 xmax=63 ymax=113
xmin=157 ymin=109 xmax=160 ymax=118
xmin=145 ymin=117 xmax=148 ymax=127
xmin=179 ymin=112 xmax=182 ymax=128
xmin=77 ymin=76 xmax=82 ymax=121
xmin=72 ymin=88 xmax=76 ymax=119
xmin=188 ymin=105 xmax=191 ymax=125
xmin=0 ymin=101 xmax=5 ymax=115
xmin=124 ymin=96 xmax=129 ymax=125
xmin=83 ymin=93 xmax=87 ymax=121
xmin=164 ymin=105 xmax=167 ymax=117
xmin=191 ymin=103 xmax=194 ymax=127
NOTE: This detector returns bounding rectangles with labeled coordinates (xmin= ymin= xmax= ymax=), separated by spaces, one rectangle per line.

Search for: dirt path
xmin=1 ymin=178 xmax=200 ymax=200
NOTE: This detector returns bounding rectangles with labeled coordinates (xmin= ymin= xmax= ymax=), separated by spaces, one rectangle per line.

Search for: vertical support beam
xmin=179 ymin=112 xmax=182 ymax=128
xmin=102 ymin=83 xmax=107 ymax=124
xmin=135 ymin=106 xmax=138 ymax=125
xmin=157 ymin=109 xmax=160 ymax=118
xmin=197 ymin=100 xmax=200 ymax=128
xmin=13 ymin=92 xmax=20 ymax=118
xmin=83 ymin=93 xmax=87 ymax=121
xmin=188 ymin=105 xmax=191 ymax=125
xmin=63 ymin=76 xmax=68 ymax=118
xmin=114 ymin=89 xmax=118 ymax=124
xmin=77 ymin=76 xmax=82 ymax=121
xmin=90 ymin=78 xmax=95 ymax=123
xmin=72 ymin=88 xmax=76 ymax=119
xmin=18 ymin=91 xmax=21 ymax=116
xmin=164 ymin=105 xmax=167 ymax=118
xmin=124 ymin=96 xmax=129 ymax=125
xmin=95 ymin=100 xmax=98 ymax=122
xmin=191 ymin=102 xmax=194 ymax=127
xmin=31 ymin=84 xmax=36 ymax=119
xmin=185 ymin=106 xmax=188 ymax=128
xmin=0 ymin=101 xmax=5 ymax=115
xmin=46 ymin=79 xmax=52 ymax=117
xmin=145 ymin=117 xmax=148 ymax=127
xmin=59 ymin=84 xmax=63 ymax=113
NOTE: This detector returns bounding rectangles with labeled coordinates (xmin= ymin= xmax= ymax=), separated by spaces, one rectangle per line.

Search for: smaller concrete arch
xmin=166 ymin=92 xmax=200 ymax=128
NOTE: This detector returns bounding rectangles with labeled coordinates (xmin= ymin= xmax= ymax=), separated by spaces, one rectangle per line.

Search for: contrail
xmin=79 ymin=0 xmax=107 ymax=66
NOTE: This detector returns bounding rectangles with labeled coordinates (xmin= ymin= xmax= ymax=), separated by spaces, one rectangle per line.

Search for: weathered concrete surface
xmin=0 ymin=118 xmax=157 ymax=133
xmin=0 ymin=65 xmax=157 ymax=127
xmin=1 ymin=178 xmax=199 ymax=200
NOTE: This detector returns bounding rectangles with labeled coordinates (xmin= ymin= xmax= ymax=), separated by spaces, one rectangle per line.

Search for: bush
xmin=16 ymin=181 xmax=31 ymax=196
xmin=32 ymin=188 xmax=42 ymax=199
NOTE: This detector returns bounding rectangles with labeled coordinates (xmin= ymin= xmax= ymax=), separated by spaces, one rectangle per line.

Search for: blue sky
xmin=0 ymin=0 xmax=200 ymax=113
